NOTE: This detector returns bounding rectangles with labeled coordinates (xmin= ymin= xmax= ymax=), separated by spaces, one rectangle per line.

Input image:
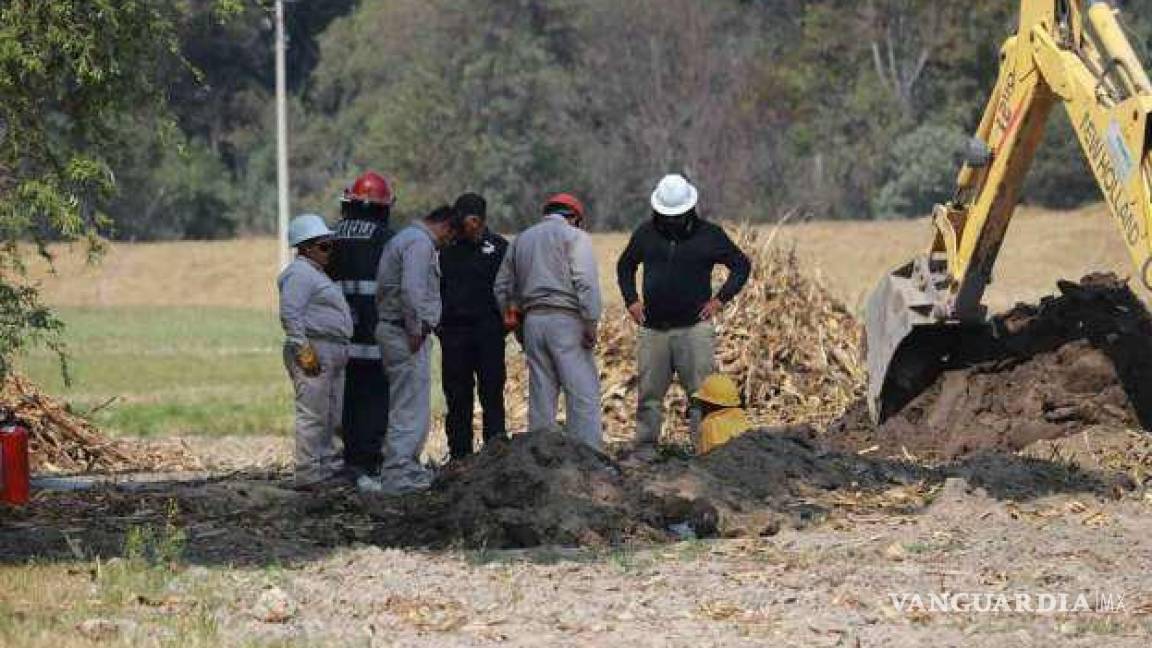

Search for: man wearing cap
xmin=438 ymin=193 xmax=509 ymax=460
xmin=278 ymin=213 xmax=353 ymax=490
xmin=616 ymin=174 xmax=751 ymax=455
xmin=494 ymin=194 xmax=603 ymax=449
xmin=329 ymin=171 xmax=396 ymax=479
xmin=361 ymin=205 xmax=461 ymax=494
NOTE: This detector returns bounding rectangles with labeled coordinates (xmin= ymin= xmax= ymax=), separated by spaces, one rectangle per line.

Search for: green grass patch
xmin=0 ymin=503 xmax=236 ymax=647
xmin=16 ymin=306 xmax=444 ymax=438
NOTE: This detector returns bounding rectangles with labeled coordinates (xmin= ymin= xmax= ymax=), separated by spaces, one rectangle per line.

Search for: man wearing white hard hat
xmin=278 ymin=213 xmax=354 ymax=489
xmin=616 ymin=174 xmax=751 ymax=456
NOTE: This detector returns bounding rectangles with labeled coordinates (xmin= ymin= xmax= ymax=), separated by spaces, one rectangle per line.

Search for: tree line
xmin=37 ymin=0 xmax=1152 ymax=240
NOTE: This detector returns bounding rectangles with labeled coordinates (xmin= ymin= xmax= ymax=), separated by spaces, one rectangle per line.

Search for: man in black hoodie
xmin=616 ymin=174 xmax=751 ymax=453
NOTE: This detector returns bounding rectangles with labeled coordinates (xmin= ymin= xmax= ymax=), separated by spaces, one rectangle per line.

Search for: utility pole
xmin=275 ymin=0 xmax=290 ymax=269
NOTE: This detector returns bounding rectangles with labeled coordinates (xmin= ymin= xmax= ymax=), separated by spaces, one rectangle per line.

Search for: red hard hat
xmin=343 ymin=171 xmax=395 ymax=206
xmin=543 ymin=193 xmax=585 ymax=220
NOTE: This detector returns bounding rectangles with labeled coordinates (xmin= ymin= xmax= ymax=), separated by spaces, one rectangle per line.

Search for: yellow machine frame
xmin=866 ymin=0 xmax=1152 ymax=421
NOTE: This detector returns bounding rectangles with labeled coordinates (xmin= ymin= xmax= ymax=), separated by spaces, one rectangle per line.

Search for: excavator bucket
xmin=864 ymin=257 xmax=993 ymax=423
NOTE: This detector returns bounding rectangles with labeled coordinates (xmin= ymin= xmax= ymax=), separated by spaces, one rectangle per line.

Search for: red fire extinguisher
xmin=0 ymin=422 xmax=30 ymax=506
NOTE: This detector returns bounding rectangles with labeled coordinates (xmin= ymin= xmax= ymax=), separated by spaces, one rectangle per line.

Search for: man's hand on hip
xmin=582 ymin=321 xmax=599 ymax=349
xmin=627 ymin=301 xmax=646 ymax=325
xmin=699 ymin=298 xmax=724 ymax=321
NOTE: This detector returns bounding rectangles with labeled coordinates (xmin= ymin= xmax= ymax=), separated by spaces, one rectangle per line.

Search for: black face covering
xmin=653 ymin=208 xmax=698 ymax=240
xmin=342 ymin=201 xmax=391 ymax=224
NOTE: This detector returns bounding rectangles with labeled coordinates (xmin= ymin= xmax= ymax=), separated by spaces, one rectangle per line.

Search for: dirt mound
xmin=370 ymin=428 xmax=935 ymax=549
xmin=372 ymin=431 xmax=652 ymax=548
xmin=829 ymin=273 xmax=1152 ymax=460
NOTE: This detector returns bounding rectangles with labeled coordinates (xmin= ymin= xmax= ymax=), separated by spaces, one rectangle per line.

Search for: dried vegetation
xmin=3 ymin=375 xmax=196 ymax=474
xmin=503 ymin=225 xmax=865 ymax=442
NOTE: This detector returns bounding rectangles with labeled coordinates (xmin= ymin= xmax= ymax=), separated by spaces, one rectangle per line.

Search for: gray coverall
xmin=495 ymin=214 xmax=603 ymax=449
xmin=277 ymin=256 xmax=353 ymax=486
xmin=375 ymin=222 xmax=441 ymax=492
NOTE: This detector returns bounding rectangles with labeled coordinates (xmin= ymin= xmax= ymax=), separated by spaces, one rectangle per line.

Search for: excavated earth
xmin=4 ymin=425 xmax=1121 ymax=563
xmin=353 ymin=273 xmax=1151 ymax=550
xmin=361 ymin=426 xmax=1116 ymax=550
xmin=828 ymin=273 xmax=1152 ymax=460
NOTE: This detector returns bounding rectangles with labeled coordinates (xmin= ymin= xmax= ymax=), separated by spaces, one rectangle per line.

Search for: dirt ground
xmin=225 ymin=482 xmax=1152 ymax=647
xmin=4 ymin=425 xmax=1152 ymax=645
xmin=6 ymin=243 xmax=1152 ymax=643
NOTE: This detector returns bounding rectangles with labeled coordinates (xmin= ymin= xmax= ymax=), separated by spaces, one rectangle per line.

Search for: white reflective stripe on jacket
xmin=347 ymin=343 xmax=382 ymax=360
xmin=341 ymin=280 xmax=378 ymax=296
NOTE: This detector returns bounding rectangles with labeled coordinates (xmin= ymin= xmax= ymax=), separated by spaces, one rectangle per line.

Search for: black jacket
xmin=329 ymin=216 xmax=394 ymax=359
xmin=439 ymin=229 xmax=508 ymax=329
xmin=616 ymin=220 xmax=751 ymax=330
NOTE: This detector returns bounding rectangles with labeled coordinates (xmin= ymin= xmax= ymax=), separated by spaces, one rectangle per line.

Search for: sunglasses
xmin=313 ymin=241 xmax=334 ymax=253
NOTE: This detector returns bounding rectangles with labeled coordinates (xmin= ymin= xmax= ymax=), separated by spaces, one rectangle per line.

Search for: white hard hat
xmin=650 ymin=174 xmax=699 ymax=216
xmin=288 ymin=213 xmax=333 ymax=247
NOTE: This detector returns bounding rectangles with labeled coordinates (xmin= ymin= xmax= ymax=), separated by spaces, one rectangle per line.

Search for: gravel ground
xmin=219 ymin=479 xmax=1152 ymax=647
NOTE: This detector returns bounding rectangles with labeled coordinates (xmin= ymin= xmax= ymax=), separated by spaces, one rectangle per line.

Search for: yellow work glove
xmin=295 ymin=343 xmax=322 ymax=376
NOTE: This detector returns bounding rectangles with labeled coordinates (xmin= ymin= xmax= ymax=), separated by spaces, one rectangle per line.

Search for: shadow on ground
xmin=0 ymin=428 xmax=1132 ymax=567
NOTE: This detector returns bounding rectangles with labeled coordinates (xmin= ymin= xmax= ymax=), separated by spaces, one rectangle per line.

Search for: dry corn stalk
xmin=2 ymin=374 xmax=199 ymax=474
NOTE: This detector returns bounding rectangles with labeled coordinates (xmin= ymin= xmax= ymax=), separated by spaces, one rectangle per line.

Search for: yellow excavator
xmin=866 ymin=0 xmax=1152 ymax=422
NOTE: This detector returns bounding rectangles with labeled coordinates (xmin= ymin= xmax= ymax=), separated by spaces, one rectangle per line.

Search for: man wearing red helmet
xmin=494 ymin=194 xmax=603 ymax=448
xmin=328 ymin=171 xmax=396 ymax=479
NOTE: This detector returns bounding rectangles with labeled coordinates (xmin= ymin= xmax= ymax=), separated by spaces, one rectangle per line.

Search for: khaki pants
xmin=523 ymin=311 xmax=603 ymax=449
xmin=284 ymin=339 xmax=348 ymax=485
xmin=634 ymin=322 xmax=715 ymax=445
xmin=376 ymin=322 xmax=433 ymax=491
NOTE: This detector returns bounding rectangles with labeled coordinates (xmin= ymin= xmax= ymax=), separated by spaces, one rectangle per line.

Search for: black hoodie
xmin=616 ymin=217 xmax=751 ymax=330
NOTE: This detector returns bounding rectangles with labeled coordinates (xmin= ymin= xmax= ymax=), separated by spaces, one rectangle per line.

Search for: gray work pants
xmin=284 ymin=339 xmax=348 ymax=486
xmin=376 ymin=322 xmax=433 ymax=490
xmin=522 ymin=311 xmax=603 ymax=449
xmin=634 ymin=321 xmax=716 ymax=445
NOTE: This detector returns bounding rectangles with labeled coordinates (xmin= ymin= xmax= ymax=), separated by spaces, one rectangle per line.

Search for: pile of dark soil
xmin=3 ymin=430 xmax=1114 ymax=561
xmin=829 ymin=273 xmax=1152 ymax=460
xmin=372 ymin=431 xmax=651 ymax=548
xmin=369 ymin=428 xmax=943 ymax=549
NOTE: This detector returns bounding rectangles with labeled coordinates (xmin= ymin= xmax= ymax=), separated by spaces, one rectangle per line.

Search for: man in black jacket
xmin=438 ymin=193 xmax=509 ymax=459
xmin=329 ymin=171 xmax=396 ymax=477
xmin=616 ymin=174 xmax=751 ymax=453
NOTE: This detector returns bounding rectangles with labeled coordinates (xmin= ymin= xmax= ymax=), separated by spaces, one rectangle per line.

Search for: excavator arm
xmin=866 ymin=0 xmax=1152 ymax=421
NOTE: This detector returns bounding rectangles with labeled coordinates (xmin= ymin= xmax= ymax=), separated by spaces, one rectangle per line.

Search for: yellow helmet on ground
xmin=693 ymin=373 xmax=742 ymax=408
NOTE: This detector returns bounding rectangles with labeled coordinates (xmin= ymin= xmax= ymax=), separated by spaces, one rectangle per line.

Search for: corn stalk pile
xmin=711 ymin=225 xmax=865 ymax=426
xmin=500 ymin=225 xmax=865 ymax=444
xmin=2 ymin=375 xmax=199 ymax=474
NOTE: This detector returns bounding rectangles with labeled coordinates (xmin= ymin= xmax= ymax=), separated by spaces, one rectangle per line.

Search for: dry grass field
xmin=15 ymin=203 xmax=1143 ymax=439
xmin=6 ymin=202 xmax=1136 ymax=443
xmin=27 ymin=203 xmax=1138 ymax=315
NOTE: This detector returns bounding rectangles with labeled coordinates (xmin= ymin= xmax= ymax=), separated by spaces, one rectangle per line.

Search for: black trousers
xmin=439 ymin=323 xmax=506 ymax=459
xmin=341 ymin=358 xmax=389 ymax=474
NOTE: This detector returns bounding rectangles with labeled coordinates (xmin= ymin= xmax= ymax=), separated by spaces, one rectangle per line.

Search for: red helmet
xmin=543 ymin=193 xmax=585 ymax=220
xmin=342 ymin=171 xmax=395 ymax=206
